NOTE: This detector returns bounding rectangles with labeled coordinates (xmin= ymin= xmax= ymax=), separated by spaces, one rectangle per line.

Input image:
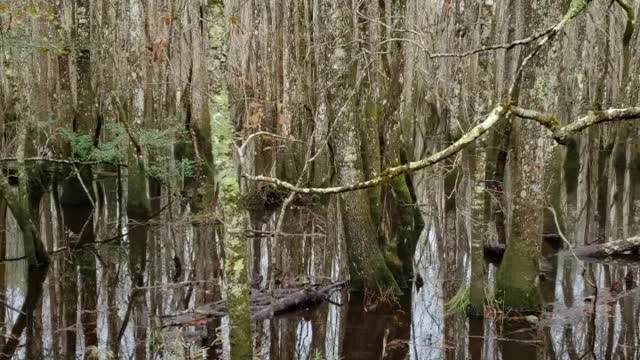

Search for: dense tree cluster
xmin=0 ymin=0 xmax=639 ymax=358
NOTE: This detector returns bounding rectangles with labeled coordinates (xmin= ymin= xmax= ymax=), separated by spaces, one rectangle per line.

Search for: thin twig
xmin=73 ymin=164 xmax=95 ymax=209
xmin=547 ymin=207 xmax=579 ymax=263
xmin=547 ymin=206 xmax=594 ymax=288
xmin=374 ymin=24 xmax=557 ymax=59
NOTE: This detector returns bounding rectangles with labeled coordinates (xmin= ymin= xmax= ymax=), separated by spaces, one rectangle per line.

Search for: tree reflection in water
xmin=1 ymin=267 xmax=47 ymax=360
xmin=0 ymin=180 xmax=638 ymax=360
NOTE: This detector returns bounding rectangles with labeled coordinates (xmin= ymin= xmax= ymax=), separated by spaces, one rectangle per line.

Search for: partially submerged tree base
xmin=494 ymin=285 xmax=541 ymax=314
xmin=495 ymin=249 xmax=542 ymax=313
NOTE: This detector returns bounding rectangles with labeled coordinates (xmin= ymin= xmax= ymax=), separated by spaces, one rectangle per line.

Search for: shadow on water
xmin=2 ymin=179 xmax=640 ymax=359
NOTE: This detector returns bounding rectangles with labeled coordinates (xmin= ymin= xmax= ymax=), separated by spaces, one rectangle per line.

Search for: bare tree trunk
xmin=74 ymin=0 xmax=98 ymax=141
xmin=325 ymin=1 xmax=399 ymax=294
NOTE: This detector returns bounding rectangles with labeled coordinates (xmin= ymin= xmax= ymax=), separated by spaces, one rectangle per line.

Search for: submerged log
xmin=563 ymin=236 xmax=640 ymax=258
xmin=252 ymin=286 xmax=328 ymax=321
xmin=161 ymin=281 xmax=346 ymax=327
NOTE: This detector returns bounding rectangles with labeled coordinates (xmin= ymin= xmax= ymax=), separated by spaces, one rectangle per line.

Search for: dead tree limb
xmin=161 ymin=281 xmax=347 ymax=327
xmin=251 ymin=287 xmax=328 ymax=321
xmin=428 ymin=24 xmax=556 ymax=58
xmin=564 ymin=236 xmax=640 ymax=258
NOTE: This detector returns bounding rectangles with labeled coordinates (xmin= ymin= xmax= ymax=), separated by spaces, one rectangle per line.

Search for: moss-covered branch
xmin=245 ymin=105 xmax=510 ymax=194
xmin=512 ymin=106 xmax=640 ymax=144
xmin=246 ymin=104 xmax=640 ymax=195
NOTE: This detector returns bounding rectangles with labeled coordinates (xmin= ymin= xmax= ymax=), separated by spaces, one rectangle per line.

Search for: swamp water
xmin=0 ymin=177 xmax=639 ymax=360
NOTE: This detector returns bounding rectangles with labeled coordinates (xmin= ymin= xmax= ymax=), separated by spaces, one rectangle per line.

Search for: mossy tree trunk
xmin=0 ymin=177 xmax=49 ymax=267
xmin=383 ymin=135 xmax=421 ymax=285
xmin=495 ymin=0 xmax=564 ymax=312
xmin=0 ymin=129 xmax=50 ymax=268
xmin=333 ymin=105 xmax=399 ymax=292
xmin=212 ymin=94 xmax=253 ymax=359
xmin=185 ymin=2 xmax=225 ymax=350
xmin=495 ymin=121 xmax=546 ymax=311
xmin=0 ymin=37 xmax=49 ymax=268
xmin=377 ymin=3 xmax=422 ymax=285
xmin=190 ymin=0 xmax=221 ymax=313
xmin=467 ymin=0 xmax=498 ymax=314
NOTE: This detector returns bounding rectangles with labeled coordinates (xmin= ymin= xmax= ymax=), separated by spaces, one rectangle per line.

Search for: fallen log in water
xmin=562 ymin=236 xmax=640 ymax=258
xmin=161 ymin=281 xmax=346 ymax=327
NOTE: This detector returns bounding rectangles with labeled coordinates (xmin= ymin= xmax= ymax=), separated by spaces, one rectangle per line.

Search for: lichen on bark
xmin=211 ymin=93 xmax=253 ymax=359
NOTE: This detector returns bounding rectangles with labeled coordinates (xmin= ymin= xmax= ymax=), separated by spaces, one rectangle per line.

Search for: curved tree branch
xmin=511 ymin=106 xmax=640 ymax=144
xmin=243 ymin=0 xmax=624 ymax=198
xmin=245 ymin=105 xmax=640 ymax=195
xmin=244 ymin=105 xmax=510 ymax=194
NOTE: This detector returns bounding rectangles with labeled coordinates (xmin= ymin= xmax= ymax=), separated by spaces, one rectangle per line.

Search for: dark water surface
xmin=1 ymin=179 xmax=640 ymax=359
